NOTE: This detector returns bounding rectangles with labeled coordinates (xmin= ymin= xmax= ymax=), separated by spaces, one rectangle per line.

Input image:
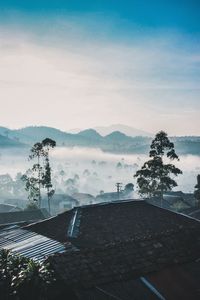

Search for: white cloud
xmin=0 ymin=18 xmax=199 ymax=135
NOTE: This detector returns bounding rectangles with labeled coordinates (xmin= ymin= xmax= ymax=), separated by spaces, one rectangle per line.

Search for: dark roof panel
xmin=0 ymin=208 xmax=50 ymax=226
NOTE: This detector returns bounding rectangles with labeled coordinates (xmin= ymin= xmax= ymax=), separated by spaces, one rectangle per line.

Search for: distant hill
xmin=94 ymin=124 xmax=152 ymax=137
xmin=0 ymin=125 xmax=199 ymax=155
xmin=77 ymin=129 xmax=102 ymax=140
xmin=0 ymin=134 xmax=25 ymax=148
xmin=105 ymin=131 xmax=132 ymax=142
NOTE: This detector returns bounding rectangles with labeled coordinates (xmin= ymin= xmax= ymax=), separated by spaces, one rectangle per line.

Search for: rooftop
xmin=26 ymin=200 xmax=200 ymax=247
xmin=0 ymin=208 xmax=50 ymax=226
xmin=1 ymin=199 xmax=200 ymax=299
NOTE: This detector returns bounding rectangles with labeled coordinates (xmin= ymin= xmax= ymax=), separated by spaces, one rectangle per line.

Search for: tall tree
xmin=41 ymin=138 xmax=56 ymax=213
xmin=22 ymin=138 xmax=56 ymax=211
xmin=28 ymin=142 xmax=45 ymax=208
xmin=194 ymin=174 xmax=200 ymax=207
xmin=134 ymin=131 xmax=182 ymax=206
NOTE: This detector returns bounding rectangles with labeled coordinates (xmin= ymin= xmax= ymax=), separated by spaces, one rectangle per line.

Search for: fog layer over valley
xmin=0 ymin=147 xmax=199 ymax=204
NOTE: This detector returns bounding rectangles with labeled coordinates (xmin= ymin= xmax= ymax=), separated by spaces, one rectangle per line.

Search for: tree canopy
xmin=134 ymin=131 xmax=182 ymax=204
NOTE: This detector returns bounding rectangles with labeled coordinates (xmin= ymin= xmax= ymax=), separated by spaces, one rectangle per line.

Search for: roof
xmin=25 ymin=209 xmax=74 ymax=242
xmin=66 ymin=200 xmax=200 ymax=248
xmin=49 ymin=194 xmax=79 ymax=205
xmin=0 ymin=203 xmax=21 ymax=213
xmin=145 ymin=260 xmax=200 ymax=300
xmin=24 ymin=200 xmax=200 ymax=246
xmin=188 ymin=208 xmax=200 ymax=220
xmin=74 ymin=277 xmax=160 ymax=300
xmin=41 ymin=200 xmax=199 ymax=290
xmin=0 ymin=208 xmax=50 ymax=226
xmin=71 ymin=260 xmax=200 ymax=300
xmin=0 ymin=226 xmax=66 ymax=262
xmin=73 ymin=193 xmax=95 ymax=201
xmin=48 ymin=225 xmax=200 ymax=288
xmin=2 ymin=199 xmax=200 ymax=299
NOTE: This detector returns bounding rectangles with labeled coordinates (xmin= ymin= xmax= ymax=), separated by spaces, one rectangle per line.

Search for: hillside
xmin=0 ymin=134 xmax=25 ymax=148
xmin=94 ymin=124 xmax=152 ymax=137
xmin=0 ymin=126 xmax=199 ymax=155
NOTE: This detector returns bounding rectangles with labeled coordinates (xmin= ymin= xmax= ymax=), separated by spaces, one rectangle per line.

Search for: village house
xmin=0 ymin=199 xmax=200 ymax=299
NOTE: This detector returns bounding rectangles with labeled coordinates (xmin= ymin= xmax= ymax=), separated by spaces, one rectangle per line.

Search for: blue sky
xmin=0 ymin=0 xmax=199 ymax=31
xmin=0 ymin=1 xmax=199 ymax=135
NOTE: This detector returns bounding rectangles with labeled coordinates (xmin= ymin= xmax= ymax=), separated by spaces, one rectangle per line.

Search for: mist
xmin=0 ymin=147 xmax=199 ymax=199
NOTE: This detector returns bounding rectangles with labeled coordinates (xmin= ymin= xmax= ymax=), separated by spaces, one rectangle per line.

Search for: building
xmin=0 ymin=208 xmax=50 ymax=228
xmin=0 ymin=203 xmax=21 ymax=213
xmin=0 ymin=200 xmax=200 ymax=299
xmin=45 ymin=193 xmax=79 ymax=215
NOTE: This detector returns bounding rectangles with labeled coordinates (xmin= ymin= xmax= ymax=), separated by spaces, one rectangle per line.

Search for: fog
xmin=0 ymin=147 xmax=199 ymax=199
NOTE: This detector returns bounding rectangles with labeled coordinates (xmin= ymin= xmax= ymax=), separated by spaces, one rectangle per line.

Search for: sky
xmin=0 ymin=1 xmax=199 ymax=135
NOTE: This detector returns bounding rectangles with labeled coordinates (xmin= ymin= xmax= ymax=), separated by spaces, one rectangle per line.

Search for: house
xmin=147 ymin=191 xmax=197 ymax=213
xmin=0 ymin=208 xmax=50 ymax=227
xmin=0 ymin=199 xmax=200 ymax=299
xmin=95 ymin=183 xmax=134 ymax=203
xmin=72 ymin=193 xmax=95 ymax=205
xmin=0 ymin=203 xmax=22 ymax=213
xmin=45 ymin=193 xmax=79 ymax=215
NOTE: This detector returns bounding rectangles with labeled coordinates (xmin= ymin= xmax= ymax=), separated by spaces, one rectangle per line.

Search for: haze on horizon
xmin=0 ymin=1 xmax=199 ymax=136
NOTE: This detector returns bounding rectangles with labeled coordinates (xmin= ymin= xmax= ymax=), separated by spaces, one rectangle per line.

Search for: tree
xmin=134 ymin=131 xmax=182 ymax=206
xmin=0 ymin=249 xmax=55 ymax=300
xmin=28 ymin=142 xmax=45 ymax=207
xmin=21 ymin=172 xmax=40 ymax=204
xmin=194 ymin=174 xmax=200 ymax=207
xmin=22 ymin=138 xmax=56 ymax=211
xmin=124 ymin=183 xmax=134 ymax=193
xmin=41 ymin=138 xmax=56 ymax=213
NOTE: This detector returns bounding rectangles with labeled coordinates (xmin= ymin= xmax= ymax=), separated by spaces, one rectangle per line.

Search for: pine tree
xmin=134 ymin=131 xmax=182 ymax=206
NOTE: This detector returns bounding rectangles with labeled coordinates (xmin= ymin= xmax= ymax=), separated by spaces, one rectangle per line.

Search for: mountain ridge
xmin=0 ymin=125 xmax=199 ymax=155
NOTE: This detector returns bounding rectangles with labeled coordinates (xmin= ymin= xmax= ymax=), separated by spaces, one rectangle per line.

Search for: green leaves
xmin=134 ymin=131 xmax=182 ymax=200
xmin=22 ymin=138 xmax=56 ymax=210
xmin=0 ymin=249 xmax=56 ymax=300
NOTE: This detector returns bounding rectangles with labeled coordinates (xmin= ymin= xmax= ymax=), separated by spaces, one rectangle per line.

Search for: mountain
xmin=13 ymin=126 xmax=72 ymax=144
xmin=0 ymin=134 xmax=25 ymax=148
xmin=77 ymin=129 xmax=102 ymax=140
xmin=0 ymin=125 xmax=199 ymax=155
xmin=105 ymin=131 xmax=132 ymax=142
xmin=94 ymin=124 xmax=152 ymax=137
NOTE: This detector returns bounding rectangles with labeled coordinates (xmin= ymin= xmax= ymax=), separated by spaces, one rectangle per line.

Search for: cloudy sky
xmin=0 ymin=0 xmax=199 ymax=135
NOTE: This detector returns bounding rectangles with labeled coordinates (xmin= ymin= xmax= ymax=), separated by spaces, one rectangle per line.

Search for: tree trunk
xmin=47 ymin=188 xmax=50 ymax=214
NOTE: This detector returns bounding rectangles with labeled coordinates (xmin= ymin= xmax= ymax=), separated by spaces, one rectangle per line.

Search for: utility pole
xmin=116 ymin=182 xmax=122 ymax=200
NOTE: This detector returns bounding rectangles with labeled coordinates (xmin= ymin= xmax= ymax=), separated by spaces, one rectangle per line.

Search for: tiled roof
xmin=25 ymin=209 xmax=74 ymax=242
xmin=145 ymin=260 xmax=200 ymax=300
xmin=0 ymin=208 xmax=50 ymax=226
xmin=48 ymin=225 xmax=200 ymax=288
xmin=67 ymin=200 xmax=200 ymax=248
xmin=1 ymin=199 xmax=200 ymax=299
xmin=74 ymin=278 xmax=159 ymax=300
xmin=25 ymin=200 xmax=200 ymax=247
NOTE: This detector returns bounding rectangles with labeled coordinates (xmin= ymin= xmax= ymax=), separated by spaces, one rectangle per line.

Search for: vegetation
xmin=0 ymin=249 xmax=55 ymax=300
xmin=22 ymin=138 xmax=56 ymax=212
xmin=134 ymin=131 xmax=182 ymax=206
xmin=194 ymin=174 xmax=200 ymax=207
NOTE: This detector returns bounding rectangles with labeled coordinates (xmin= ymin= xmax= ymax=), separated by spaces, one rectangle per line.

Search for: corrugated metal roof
xmin=0 ymin=226 xmax=66 ymax=261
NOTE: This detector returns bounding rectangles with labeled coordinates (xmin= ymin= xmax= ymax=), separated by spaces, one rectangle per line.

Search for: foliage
xmin=41 ymin=138 xmax=56 ymax=213
xmin=194 ymin=174 xmax=200 ymax=206
xmin=0 ymin=249 xmax=56 ymax=300
xmin=134 ymin=131 xmax=182 ymax=203
xmin=22 ymin=138 xmax=56 ymax=212
xmin=24 ymin=201 xmax=38 ymax=211
xmin=124 ymin=183 xmax=134 ymax=193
